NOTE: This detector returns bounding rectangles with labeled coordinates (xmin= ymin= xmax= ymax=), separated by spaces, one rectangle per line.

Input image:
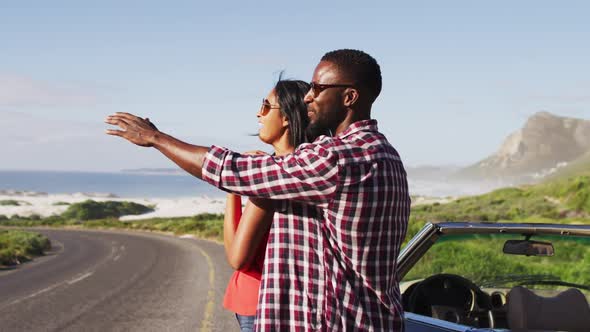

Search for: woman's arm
xmin=223 ymin=196 xmax=273 ymax=270
xmin=223 ymin=193 xmax=242 ymax=257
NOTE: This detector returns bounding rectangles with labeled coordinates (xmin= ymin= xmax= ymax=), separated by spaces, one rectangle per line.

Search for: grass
xmin=3 ymin=215 xmax=225 ymax=242
xmin=0 ymin=229 xmax=51 ymax=266
xmin=2 ymin=202 xmax=225 ymax=242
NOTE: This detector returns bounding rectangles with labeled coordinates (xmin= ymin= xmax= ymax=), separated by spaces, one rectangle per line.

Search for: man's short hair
xmin=321 ymin=49 xmax=382 ymax=103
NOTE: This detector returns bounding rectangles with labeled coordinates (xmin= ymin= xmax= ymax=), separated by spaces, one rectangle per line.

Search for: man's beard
xmin=306 ymin=118 xmax=332 ymax=142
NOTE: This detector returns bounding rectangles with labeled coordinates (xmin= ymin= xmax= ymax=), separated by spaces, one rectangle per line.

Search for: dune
xmin=0 ymin=192 xmax=226 ymax=219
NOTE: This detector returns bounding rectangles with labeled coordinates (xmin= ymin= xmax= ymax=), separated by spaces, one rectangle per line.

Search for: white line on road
xmin=1 ymin=271 xmax=95 ymax=310
xmin=10 ymin=284 xmax=60 ymax=304
xmin=67 ymin=272 xmax=93 ymax=285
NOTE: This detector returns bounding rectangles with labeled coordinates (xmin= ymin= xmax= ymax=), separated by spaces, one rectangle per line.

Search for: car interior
xmin=402 ymin=273 xmax=590 ymax=330
xmin=401 ymin=232 xmax=590 ymax=331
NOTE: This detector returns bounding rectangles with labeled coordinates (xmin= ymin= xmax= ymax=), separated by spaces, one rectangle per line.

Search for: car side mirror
xmin=503 ymin=240 xmax=554 ymax=256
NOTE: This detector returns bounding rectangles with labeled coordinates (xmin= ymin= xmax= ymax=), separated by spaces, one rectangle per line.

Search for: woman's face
xmin=257 ymin=89 xmax=288 ymax=145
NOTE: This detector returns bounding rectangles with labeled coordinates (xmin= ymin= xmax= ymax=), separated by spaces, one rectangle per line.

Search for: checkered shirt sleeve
xmin=202 ymin=142 xmax=339 ymax=206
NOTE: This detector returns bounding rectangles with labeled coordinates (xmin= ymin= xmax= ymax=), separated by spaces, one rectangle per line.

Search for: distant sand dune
xmin=0 ymin=192 xmax=226 ymax=219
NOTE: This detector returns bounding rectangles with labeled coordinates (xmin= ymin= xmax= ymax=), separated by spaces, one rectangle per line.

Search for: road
xmin=0 ymin=229 xmax=236 ymax=332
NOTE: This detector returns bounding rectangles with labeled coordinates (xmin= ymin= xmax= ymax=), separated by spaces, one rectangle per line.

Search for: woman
xmin=222 ymin=78 xmax=311 ymax=332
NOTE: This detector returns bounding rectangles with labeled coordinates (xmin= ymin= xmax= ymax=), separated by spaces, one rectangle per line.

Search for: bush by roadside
xmin=0 ymin=229 xmax=51 ymax=266
xmin=61 ymin=200 xmax=154 ymax=220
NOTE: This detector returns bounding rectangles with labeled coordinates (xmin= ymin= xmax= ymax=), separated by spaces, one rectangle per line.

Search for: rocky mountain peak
xmin=459 ymin=112 xmax=590 ymax=180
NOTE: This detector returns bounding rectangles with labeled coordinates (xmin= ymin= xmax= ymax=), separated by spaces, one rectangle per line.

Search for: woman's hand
xmin=243 ymin=150 xmax=267 ymax=156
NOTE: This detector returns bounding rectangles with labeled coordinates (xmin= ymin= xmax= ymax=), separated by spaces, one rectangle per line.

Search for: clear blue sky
xmin=1 ymin=1 xmax=588 ymax=171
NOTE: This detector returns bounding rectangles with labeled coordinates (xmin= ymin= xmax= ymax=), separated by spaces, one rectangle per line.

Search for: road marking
xmin=195 ymin=245 xmax=216 ymax=332
xmin=67 ymin=272 xmax=93 ymax=285
xmin=7 ymin=284 xmax=60 ymax=306
xmin=1 ymin=270 xmax=95 ymax=310
xmin=0 ymin=236 xmax=71 ymax=310
xmin=111 ymin=245 xmax=125 ymax=262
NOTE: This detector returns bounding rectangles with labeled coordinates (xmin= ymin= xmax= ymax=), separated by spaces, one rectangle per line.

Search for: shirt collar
xmin=336 ymin=119 xmax=378 ymax=138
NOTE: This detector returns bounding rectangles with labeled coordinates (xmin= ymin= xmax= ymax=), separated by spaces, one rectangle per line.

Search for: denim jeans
xmin=235 ymin=313 xmax=255 ymax=332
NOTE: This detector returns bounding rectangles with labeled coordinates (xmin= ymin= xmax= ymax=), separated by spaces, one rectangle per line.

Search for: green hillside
xmin=407 ymin=174 xmax=590 ymax=244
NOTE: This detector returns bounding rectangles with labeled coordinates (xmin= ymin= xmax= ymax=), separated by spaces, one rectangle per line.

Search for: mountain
xmin=455 ymin=112 xmax=590 ymax=182
xmin=543 ymin=150 xmax=590 ymax=181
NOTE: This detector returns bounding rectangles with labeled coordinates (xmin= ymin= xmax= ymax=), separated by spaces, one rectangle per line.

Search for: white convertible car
xmin=399 ymin=222 xmax=590 ymax=332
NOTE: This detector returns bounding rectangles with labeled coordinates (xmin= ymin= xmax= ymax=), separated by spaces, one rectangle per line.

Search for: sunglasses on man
xmin=309 ymin=82 xmax=355 ymax=98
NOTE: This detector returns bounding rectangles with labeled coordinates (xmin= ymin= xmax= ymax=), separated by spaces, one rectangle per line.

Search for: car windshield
xmin=402 ymin=233 xmax=590 ymax=298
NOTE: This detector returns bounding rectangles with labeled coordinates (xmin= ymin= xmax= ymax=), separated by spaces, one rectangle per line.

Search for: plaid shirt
xmin=203 ymin=120 xmax=410 ymax=331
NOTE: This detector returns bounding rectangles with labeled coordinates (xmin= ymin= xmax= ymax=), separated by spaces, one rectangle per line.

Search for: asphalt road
xmin=0 ymin=229 xmax=236 ymax=332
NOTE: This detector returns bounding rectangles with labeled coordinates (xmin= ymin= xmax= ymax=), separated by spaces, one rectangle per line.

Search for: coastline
xmin=0 ymin=191 xmax=227 ymax=219
xmin=1 ymin=190 xmax=456 ymax=220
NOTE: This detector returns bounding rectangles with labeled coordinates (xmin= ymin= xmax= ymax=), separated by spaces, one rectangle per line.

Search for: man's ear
xmin=343 ymin=88 xmax=360 ymax=107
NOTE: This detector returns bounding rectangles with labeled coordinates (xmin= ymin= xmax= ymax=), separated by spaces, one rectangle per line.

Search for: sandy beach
xmin=1 ymin=190 xmax=456 ymax=220
xmin=0 ymin=191 xmax=227 ymax=220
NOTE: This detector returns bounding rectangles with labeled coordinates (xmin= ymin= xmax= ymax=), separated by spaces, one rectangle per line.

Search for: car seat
xmin=507 ymin=285 xmax=590 ymax=331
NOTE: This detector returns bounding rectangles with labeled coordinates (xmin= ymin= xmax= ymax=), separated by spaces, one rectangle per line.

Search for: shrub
xmin=61 ymin=200 xmax=154 ymax=221
xmin=0 ymin=230 xmax=51 ymax=266
xmin=0 ymin=200 xmax=22 ymax=206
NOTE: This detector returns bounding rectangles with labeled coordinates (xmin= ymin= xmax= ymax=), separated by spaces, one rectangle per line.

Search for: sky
xmin=1 ymin=1 xmax=589 ymax=172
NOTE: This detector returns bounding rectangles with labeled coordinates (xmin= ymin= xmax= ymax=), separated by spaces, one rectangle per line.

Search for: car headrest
xmin=507 ymin=286 xmax=590 ymax=331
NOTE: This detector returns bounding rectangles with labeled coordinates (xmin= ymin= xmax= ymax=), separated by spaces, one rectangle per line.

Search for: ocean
xmin=0 ymin=170 xmax=226 ymax=198
xmin=0 ymin=170 xmax=503 ymax=199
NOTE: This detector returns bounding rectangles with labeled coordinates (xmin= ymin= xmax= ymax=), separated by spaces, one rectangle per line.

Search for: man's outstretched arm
xmin=105 ymin=112 xmax=208 ymax=178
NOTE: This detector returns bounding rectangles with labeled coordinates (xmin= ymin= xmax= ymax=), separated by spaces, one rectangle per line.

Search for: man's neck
xmin=334 ymin=109 xmax=371 ymax=135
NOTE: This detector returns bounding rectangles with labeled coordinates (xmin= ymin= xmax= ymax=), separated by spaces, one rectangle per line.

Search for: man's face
xmin=304 ymin=61 xmax=351 ymax=139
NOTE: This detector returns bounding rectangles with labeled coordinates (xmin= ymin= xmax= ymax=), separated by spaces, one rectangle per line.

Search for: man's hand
xmin=105 ymin=112 xmax=159 ymax=147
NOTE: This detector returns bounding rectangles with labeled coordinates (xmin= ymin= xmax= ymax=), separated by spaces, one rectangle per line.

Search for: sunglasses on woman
xmin=260 ymin=98 xmax=281 ymax=115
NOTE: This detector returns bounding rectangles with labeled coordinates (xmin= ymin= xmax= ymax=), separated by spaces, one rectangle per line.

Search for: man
xmin=106 ymin=49 xmax=410 ymax=331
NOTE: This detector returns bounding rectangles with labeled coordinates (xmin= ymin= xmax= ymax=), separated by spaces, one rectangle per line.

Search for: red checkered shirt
xmin=202 ymin=120 xmax=410 ymax=331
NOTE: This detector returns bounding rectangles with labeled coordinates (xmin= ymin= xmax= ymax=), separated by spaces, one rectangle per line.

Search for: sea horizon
xmin=0 ymin=169 xmax=226 ymax=199
xmin=0 ymin=169 xmax=509 ymax=199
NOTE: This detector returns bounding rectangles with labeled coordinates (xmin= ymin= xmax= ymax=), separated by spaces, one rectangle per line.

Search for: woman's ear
xmin=282 ymin=116 xmax=289 ymax=129
xmin=343 ymin=88 xmax=359 ymax=107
